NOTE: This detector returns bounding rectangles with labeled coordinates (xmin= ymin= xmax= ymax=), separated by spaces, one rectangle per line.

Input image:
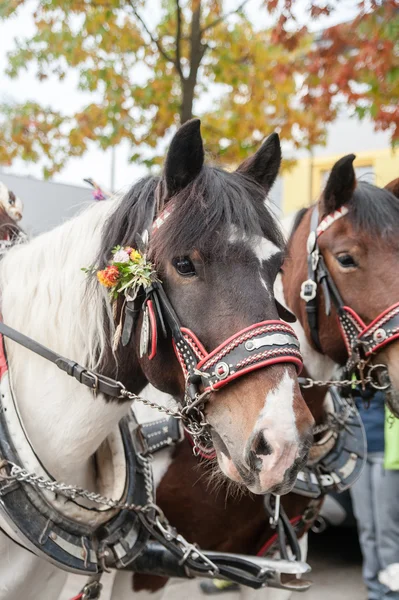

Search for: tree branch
xmin=128 ymin=1 xmax=178 ymax=69
xmin=201 ymin=0 xmax=251 ymax=34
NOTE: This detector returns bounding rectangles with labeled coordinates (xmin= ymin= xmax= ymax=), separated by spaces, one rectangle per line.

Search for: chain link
xmin=119 ymin=389 xmax=182 ymax=420
xmin=300 ymin=376 xmax=374 ymax=389
xmin=4 ymin=462 xmax=158 ymax=515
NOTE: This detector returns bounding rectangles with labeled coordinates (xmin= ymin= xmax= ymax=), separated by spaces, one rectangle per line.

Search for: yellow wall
xmin=282 ymin=147 xmax=399 ymax=215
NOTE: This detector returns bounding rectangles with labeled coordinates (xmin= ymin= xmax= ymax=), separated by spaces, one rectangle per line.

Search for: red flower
xmin=97 ymin=265 xmax=120 ymax=288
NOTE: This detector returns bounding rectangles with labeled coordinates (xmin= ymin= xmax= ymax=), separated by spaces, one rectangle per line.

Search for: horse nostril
xmin=252 ymin=431 xmax=273 ymax=457
xmin=247 ymin=450 xmax=263 ymax=472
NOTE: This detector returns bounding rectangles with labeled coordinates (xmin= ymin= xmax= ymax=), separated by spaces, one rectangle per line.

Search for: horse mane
xmin=97 ymin=175 xmax=159 ymax=267
xmin=0 ymin=199 xmax=116 ymax=370
xmin=349 ymin=181 xmax=399 ymax=241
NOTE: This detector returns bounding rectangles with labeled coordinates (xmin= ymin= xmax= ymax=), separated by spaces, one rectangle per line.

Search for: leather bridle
xmin=300 ymin=205 xmax=398 ymax=385
xmin=121 ymin=204 xmax=304 ymax=451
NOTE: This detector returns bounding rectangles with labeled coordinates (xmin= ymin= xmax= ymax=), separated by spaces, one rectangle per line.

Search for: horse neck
xmin=0 ymin=201 xmax=136 ymax=487
xmin=278 ymin=210 xmax=337 ymax=382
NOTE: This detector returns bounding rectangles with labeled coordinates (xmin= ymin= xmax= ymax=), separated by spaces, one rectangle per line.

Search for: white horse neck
xmin=0 ymin=199 xmax=130 ymax=487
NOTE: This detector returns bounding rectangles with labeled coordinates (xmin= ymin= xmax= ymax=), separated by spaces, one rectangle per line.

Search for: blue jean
xmin=350 ymin=452 xmax=399 ymax=600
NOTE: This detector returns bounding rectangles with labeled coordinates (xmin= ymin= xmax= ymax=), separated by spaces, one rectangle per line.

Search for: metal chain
xmin=0 ymin=454 xmax=219 ymax=575
xmin=4 ymin=461 xmax=157 ymax=515
xmin=300 ymin=376 xmax=373 ymax=389
xmin=119 ymin=388 xmax=182 ymax=420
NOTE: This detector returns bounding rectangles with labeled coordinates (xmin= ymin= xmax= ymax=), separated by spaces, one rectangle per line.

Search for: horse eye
xmin=173 ymin=257 xmax=196 ymax=277
xmin=336 ymin=254 xmax=357 ymax=268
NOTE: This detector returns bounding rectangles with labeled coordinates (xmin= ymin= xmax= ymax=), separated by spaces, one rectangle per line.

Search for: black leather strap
xmin=0 ymin=321 xmax=122 ymax=398
xmin=140 ymin=417 xmax=183 ymax=455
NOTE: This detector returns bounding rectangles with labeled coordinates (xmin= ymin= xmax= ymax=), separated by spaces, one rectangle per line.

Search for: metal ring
xmin=368 ymin=363 xmax=391 ymax=390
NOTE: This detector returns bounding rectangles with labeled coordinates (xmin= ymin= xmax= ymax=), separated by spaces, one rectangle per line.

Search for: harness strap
xmin=302 ymin=207 xmax=323 ymax=352
xmin=0 ymin=321 xmax=122 ymax=398
xmin=301 ymin=207 xmax=347 ymax=353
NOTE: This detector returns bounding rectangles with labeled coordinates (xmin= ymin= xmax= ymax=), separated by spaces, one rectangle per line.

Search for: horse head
xmin=283 ymin=156 xmax=399 ymax=416
xmin=0 ymin=181 xmax=23 ymax=222
xmin=106 ymin=120 xmax=313 ymax=495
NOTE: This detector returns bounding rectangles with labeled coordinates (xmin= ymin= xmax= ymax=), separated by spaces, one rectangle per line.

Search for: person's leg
xmin=371 ymin=453 xmax=399 ymax=600
xmin=350 ymin=455 xmax=384 ymax=600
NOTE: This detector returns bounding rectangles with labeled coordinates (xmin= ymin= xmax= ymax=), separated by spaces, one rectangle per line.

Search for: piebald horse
xmin=0 ymin=120 xmax=313 ymax=600
xmin=125 ymin=167 xmax=399 ymax=600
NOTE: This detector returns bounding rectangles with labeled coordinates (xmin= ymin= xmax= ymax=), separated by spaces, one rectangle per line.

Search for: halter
xmin=300 ymin=205 xmax=398 ymax=381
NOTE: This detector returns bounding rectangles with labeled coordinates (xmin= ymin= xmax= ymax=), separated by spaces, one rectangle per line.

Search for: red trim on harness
xmin=181 ymin=327 xmax=207 ymax=359
xmin=256 ymin=515 xmax=302 ymax=557
xmin=197 ymin=321 xmax=296 ymax=370
xmin=357 ymin=301 xmax=399 ymax=334
xmin=204 ymin=356 xmax=303 ymax=391
xmin=147 ymin=300 xmax=157 ymax=360
xmin=341 ymin=304 xmax=399 ymax=356
xmin=369 ymin=333 xmax=399 ymax=356
xmin=342 ymin=306 xmax=366 ymax=330
xmin=0 ymin=334 xmax=8 ymax=378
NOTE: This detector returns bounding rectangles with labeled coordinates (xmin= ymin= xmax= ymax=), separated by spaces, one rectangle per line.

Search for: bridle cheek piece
xmin=301 ymin=205 xmax=399 ymax=381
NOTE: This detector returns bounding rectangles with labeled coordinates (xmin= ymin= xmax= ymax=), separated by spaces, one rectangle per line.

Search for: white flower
xmin=113 ymin=249 xmax=130 ymax=263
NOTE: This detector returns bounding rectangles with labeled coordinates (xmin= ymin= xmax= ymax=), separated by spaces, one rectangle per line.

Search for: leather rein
xmin=300 ymin=205 xmax=396 ymax=389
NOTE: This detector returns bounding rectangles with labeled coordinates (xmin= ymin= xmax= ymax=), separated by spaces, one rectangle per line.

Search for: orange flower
xmin=130 ymin=249 xmax=142 ymax=263
xmin=97 ymin=265 xmax=120 ymax=288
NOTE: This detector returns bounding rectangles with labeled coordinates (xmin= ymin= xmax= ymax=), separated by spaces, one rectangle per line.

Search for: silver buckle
xmin=300 ymin=279 xmax=317 ymax=302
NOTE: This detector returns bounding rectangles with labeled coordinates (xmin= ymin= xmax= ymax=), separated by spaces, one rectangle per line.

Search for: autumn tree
xmin=302 ymin=0 xmax=399 ymax=143
xmin=0 ymin=0 xmax=397 ymax=176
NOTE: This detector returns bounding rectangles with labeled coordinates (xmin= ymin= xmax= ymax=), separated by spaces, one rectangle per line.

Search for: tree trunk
xmin=181 ymin=79 xmax=196 ymax=123
xmin=179 ymin=1 xmax=205 ymax=124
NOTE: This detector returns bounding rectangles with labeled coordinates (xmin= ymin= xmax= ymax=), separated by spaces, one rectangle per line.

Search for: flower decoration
xmin=83 ymin=245 xmax=158 ymax=300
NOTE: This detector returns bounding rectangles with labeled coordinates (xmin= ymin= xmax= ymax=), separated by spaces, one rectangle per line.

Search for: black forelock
xmin=151 ymin=165 xmax=285 ymax=261
xmin=348 ymin=181 xmax=399 ymax=241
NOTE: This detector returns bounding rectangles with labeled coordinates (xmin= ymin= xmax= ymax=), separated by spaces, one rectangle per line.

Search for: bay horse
xmin=0 ymin=120 xmax=313 ymax=600
xmin=125 ymin=167 xmax=399 ymax=600
xmin=283 ymin=161 xmax=399 ymax=417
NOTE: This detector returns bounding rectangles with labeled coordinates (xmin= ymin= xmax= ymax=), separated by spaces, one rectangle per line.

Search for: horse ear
xmin=164 ymin=118 xmax=204 ymax=198
xmin=385 ymin=177 xmax=399 ymax=199
xmin=321 ymin=154 xmax=356 ymax=215
xmin=236 ymin=133 xmax=281 ymax=192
